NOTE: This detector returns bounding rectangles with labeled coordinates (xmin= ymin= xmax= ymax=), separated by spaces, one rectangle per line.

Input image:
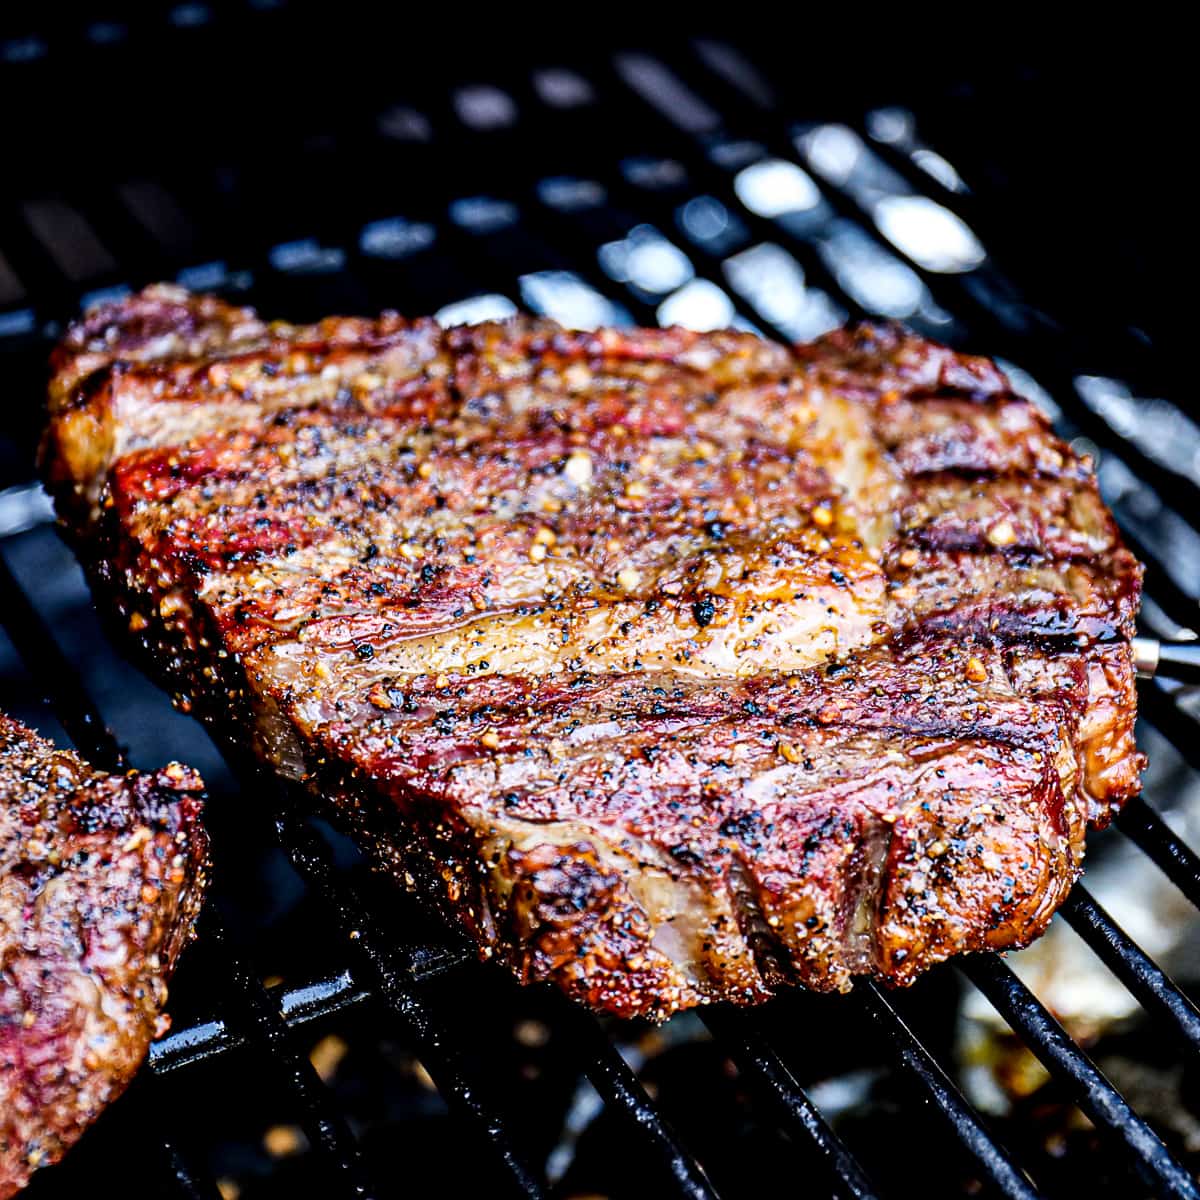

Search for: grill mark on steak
xmin=872 ymin=392 xmax=1088 ymax=479
xmin=896 ymin=472 xmax=1120 ymax=559
xmin=0 ymin=714 xmax=208 ymax=1197
xmin=41 ymin=284 xmax=1144 ymax=1019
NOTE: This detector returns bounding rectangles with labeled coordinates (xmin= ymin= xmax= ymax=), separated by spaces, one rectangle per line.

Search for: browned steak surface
xmin=42 ymin=283 xmax=1143 ymax=1020
xmin=0 ymin=713 xmax=207 ymax=1197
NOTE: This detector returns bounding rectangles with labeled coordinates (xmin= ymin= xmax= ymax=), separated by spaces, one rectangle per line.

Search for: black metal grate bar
xmin=658 ymin=47 xmax=1200 ymax=526
xmin=961 ymin=955 xmax=1198 ymax=1199
xmin=1 ymin=36 xmax=1199 ymax=1200
xmin=422 ymin=90 xmax=1200 ymax=1197
xmin=151 ymin=970 xmax=369 ymax=1075
xmin=0 ymin=549 xmax=126 ymax=769
xmin=558 ymin=60 xmax=874 ymax=334
xmin=0 ymin=548 xmax=270 ymax=1196
xmin=504 ymin=66 xmax=871 ymax=327
xmin=699 ymin=1008 xmax=881 ymax=1200
xmin=687 ymin=53 xmax=1166 ymax=395
xmin=1059 ymin=887 xmax=1200 ymax=1058
xmin=155 ymin=1131 xmax=224 ymax=1200
xmin=1117 ymin=794 xmax=1200 ymax=910
xmin=854 ymin=983 xmax=1040 ymax=1200
xmin=553 ymin=999 xmax=722 ymax=1200
xmin=203 ymin=917 xmax=383 ymax=1199
xmin=1139 ymin=685 xmax=1200 ymax=775
xmin=852 ymin=112 xmax=1168 ymax=390
xmin=268 ymin=801 xmax=549 ymax=1198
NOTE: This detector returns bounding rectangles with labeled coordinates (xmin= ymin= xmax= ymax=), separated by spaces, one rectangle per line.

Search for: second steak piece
xmin=42 ymin=285 xmax=1143 ymax=1020
xmin=1 ymin=713 xmax=208 ymax=1197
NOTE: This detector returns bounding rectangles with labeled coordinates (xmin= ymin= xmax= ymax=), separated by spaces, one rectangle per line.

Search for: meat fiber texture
xmin=0 ymin=713 xmax=207 ymax=1197
xmin=41 ymin=284 xmax=1143 ymax=1021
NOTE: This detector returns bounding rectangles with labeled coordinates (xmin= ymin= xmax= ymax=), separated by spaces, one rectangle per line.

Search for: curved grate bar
xmin=961 ymin=955 xmax=1199 ymax=1200
xmin=700 ymin=1007 xmax=880 ymax=1200
xmin=854 ymin=983 xmax=1040 ymax=1200
xmin=1059 ymin=886 xmax=1200 ymax=1056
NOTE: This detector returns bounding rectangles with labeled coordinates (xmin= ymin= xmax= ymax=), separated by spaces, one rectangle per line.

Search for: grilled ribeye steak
xmin=0 ymin=713 xmax=207 ymax=1197
xmin=42 ymin=284 xmax=1143 ymax=1020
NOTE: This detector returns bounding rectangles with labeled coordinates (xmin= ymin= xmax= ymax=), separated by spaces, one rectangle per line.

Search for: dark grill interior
xmin=1 ymin=15 xmax=1197 ymax=1199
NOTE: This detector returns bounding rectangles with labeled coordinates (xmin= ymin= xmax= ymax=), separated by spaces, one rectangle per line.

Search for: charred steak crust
xmin=41 ymin=284 xmax=1142 ymax=1020
xmin=0 ymin=713 xmax=207 ymax=1197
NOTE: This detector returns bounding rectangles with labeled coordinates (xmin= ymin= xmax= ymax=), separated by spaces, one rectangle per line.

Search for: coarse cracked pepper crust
xmin=41 ymin=284 xmax=1142 ymax=1021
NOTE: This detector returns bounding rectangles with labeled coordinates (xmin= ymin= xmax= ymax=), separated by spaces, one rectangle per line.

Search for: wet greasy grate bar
xmin=1 ymin=29 xmax=1198 ymax=1200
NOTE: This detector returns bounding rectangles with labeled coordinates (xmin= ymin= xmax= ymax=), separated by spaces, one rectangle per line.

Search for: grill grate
xmin=0 ymin=23 xmax=1196 ymax=1200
